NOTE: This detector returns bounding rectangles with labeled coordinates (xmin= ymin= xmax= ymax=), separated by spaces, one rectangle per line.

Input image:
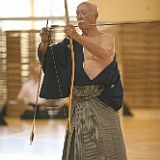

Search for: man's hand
xmin=64 ymin=24 xmax=80 ymax=41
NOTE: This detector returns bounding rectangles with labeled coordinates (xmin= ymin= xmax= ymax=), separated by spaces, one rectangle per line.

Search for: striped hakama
xmin=62 ymin=85 xmax=127 ymax=160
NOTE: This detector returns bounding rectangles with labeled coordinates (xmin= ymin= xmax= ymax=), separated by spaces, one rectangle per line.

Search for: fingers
xmin=64 ymin=24 xmax=79 ymax=40
xmin=64 ymin=25 xmax=72 ymax=35
xmin=65 ymin=24 xmax=75 ymax=34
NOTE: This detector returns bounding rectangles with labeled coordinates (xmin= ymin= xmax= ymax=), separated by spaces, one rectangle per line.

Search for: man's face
xmin=76 ymin=3 xmax=97 ymax=29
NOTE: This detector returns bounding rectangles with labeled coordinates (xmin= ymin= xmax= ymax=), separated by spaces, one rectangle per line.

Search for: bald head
xmin=77 ymin=1 xmax=98 ymax=19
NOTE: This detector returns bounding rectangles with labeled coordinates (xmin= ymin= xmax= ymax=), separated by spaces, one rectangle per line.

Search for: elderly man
xmin=38 ymin=1 xmax=127 ymax=160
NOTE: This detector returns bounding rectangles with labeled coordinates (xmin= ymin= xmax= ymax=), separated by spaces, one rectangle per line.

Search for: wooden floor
xmin=0 ymin=108 xmax=160 ymax=160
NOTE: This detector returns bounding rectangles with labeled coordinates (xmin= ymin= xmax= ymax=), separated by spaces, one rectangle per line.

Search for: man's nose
xmin=77 ymin=12 xmax=82 ymax=20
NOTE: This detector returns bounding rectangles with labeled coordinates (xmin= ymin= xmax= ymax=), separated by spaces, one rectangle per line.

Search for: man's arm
xmin=64 ymin=25 xmax=115 ymax=60
xmin=76 ymin=35 xmax=115 ymax=60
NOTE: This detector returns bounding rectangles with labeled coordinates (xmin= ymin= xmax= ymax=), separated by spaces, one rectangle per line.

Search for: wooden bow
xmin=64 ymin=0 xmax=75 ymax=133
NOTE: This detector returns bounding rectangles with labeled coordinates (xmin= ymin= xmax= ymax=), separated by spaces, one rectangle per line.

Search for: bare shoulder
xmin=103 ymin=32 xmax=115 ymax=43
xmin=101 ymin=32 xmax=115 ymax=51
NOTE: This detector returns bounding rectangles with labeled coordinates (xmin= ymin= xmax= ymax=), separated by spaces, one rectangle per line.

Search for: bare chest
xmin=82 ymin=34 xmax=113 ymax=80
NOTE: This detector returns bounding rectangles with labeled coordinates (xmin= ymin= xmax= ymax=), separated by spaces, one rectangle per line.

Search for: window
xmin=34 ymin=0 xmax=84 ymax=17
xmin=0 ymin=0 xmax=85 ymax=30
xmin=0 ymin=0 xmax=31 ymax=17
xmin=0 ymin=0 xmax=84 ymax=18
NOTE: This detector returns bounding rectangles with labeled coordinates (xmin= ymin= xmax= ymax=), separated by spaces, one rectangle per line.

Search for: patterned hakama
xmin=62 ymin=85 xmax=127 ymax=160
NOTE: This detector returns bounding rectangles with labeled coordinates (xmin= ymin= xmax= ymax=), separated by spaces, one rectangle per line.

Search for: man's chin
xmin=78 ymin=23 xmax=87 ymax=30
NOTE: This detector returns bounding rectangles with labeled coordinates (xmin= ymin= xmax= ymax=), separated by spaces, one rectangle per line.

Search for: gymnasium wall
xmin=0 ymin=0 xmax=160 ymax=116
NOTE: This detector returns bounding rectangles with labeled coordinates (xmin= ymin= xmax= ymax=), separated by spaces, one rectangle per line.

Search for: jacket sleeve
xmin=38 ymin=38 xmax=70 ymax=71
xmin=37 ymin=38 xmax=71 ymax=99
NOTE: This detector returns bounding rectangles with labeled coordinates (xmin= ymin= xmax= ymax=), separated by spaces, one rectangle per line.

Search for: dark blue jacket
xmin=38 ymin=38 xmax=123 ymax=111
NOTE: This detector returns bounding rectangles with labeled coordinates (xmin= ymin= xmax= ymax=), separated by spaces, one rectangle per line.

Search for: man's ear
xmin=95 ymin=13 xmax=98 ymax=19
